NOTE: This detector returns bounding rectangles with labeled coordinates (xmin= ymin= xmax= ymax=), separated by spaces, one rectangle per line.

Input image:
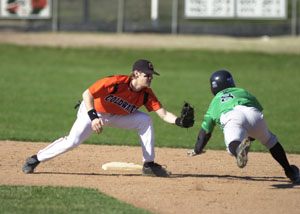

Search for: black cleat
xmin=142 ymin=162 xmax=171 ymax=177
xmin=285 ymin=165 xmax=300 ymax=183
xmin=22 ymin=155 xmax=40 ymax=174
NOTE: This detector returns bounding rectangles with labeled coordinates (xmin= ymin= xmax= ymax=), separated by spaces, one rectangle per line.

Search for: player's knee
xmin=263 ymin=133 xmax=278 ymax=150
xmin=137 ymin=114 xmax=153 ymax=133
xmin=139 ymin=113 xmax=153 ymax=125
xmin=228 ymin=141 xmax=241 ymax=156
xmin=64 ymin=136 xmax=81 ymax=149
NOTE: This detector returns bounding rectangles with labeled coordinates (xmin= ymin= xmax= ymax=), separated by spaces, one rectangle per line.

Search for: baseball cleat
xmin=285 ymin=165 xmax=300 ymax=183
xmin=142 ymin=162 xmax=171 ymax=177
xmin=236 ymin=137 xmax=251 ymax=168
xmin=187 ymin=149 xmax=206 ymax=157
xmin=187 ymin=150 xmax=197 ymax=157
xmin=22 ymin=155 xmax=40 ymax=174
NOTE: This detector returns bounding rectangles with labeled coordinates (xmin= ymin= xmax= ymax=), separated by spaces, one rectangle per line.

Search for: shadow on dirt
xmin=35 ymin=171 xmax=299 ymax=189
xmin=35 ymin=171 xmax=285 ymax=181
xmin=271 ymin=183 xmax=300 ymax=189
xmin=171 ymin=173 xmax=284 ymax=181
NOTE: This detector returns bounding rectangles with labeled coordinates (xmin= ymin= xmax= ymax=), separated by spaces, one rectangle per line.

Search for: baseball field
xmin=0 ymin=32 xmax=300 ymax=214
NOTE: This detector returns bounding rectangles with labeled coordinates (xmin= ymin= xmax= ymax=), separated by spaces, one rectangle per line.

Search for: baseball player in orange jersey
xmin=22 ymin=59 xmax=194 ymax=177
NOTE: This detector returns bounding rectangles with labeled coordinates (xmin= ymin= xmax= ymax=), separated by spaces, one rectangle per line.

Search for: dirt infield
xmin=1 ymin=32 xmax=300 ymax=213
xmin=1 ymin=141 xmax=300 ymax=214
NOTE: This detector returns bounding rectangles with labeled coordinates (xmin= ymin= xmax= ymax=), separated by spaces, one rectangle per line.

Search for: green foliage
xmin=0 ymin=44 xmax=299 ymax=153
xmin=0 ymin=185 xmax=150 ymax=214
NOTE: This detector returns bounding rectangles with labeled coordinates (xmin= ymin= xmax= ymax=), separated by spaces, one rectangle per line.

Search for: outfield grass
xmin=1 ymin=43 xmax=300 ymax=214
xmin=0 ymin=44 xmax=300 ymax=153
xmin=0 ymin=185 xmax=151 ymax=214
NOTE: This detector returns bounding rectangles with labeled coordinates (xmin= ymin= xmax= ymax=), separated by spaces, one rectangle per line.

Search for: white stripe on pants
xmin=37 ymin=102 xmax=155 ymax=163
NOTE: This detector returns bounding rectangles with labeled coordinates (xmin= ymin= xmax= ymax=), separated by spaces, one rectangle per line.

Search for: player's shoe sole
xmin=236 ymin=137 xmax=251 ymax=168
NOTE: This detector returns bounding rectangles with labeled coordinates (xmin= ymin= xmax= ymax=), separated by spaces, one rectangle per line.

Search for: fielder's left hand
xmin=175 ymin=102 xmax=195 ymax=128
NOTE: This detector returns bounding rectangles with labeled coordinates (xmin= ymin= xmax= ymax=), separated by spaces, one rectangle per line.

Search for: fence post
xmin=117 ymin=0 xmax=124 ymax=33
xmin=52 ymin=0 xmax=58 ymax=32
xmin=171 ymin=0 xmax=178 ymax=34
xmin=291 ymin=0 xmax=297 ymax=36
xmin=151 ymin=0 xmax=159 ymax=27
xmin=83 ymin=0 xmax=89 ymax=23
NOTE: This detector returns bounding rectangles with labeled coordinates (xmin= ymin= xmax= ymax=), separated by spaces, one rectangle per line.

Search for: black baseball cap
xmin=132 ymin=59 xmax=160 ymax=76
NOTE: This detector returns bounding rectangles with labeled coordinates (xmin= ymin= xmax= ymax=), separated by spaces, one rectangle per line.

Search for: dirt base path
xmin=1 ymin=141 xmax=300 ymax=214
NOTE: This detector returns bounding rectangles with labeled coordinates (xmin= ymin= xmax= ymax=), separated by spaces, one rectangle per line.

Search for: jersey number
xmin=221 ymin=94 xmax=235 ymax=103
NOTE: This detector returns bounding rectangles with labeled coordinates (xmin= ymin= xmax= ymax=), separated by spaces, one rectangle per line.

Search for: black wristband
xmin=175 ymin=117 xmax=181 ymax=127
xmin=88 ymin=109 xmax=99 ymax=121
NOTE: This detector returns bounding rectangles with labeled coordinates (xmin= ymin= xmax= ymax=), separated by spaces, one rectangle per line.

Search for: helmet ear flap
xmin=210 ymin=80 xmax=219 ymax=95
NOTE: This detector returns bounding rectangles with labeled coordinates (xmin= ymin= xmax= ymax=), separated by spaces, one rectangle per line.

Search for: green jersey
xmin=201 ymin=87 xmax=263 ymax=133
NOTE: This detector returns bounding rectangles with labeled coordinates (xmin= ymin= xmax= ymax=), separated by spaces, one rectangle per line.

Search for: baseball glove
xmin=175 ymin=102 xmax=195 ymax=128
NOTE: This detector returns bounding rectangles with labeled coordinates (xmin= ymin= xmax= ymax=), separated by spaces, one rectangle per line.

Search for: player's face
xmin=137 ymin=72 xmax=153 ymax=88
xmin=143 ymin=74 xmax=153 ymax=87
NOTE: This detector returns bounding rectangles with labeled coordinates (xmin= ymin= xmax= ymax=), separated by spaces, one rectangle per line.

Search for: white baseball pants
xmin=37 ymin=102 xmax=155 ymax=163
xmin=220 ymin=105 xmax=278 ymax=155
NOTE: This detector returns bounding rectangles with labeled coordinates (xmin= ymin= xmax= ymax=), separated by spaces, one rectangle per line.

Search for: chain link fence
xmin=0 ymin=0 xmax=299 ymax=36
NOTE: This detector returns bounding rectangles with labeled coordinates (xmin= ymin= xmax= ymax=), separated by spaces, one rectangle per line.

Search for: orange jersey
xmin=88 ymin=75 xmax=162 ymax=114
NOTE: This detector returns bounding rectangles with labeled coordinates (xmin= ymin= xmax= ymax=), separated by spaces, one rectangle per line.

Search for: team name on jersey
xmin=104 ymin=94 xmax=138 ymax=113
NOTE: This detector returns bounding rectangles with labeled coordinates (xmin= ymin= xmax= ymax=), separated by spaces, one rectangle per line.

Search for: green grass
xmin=1 ymin=43 xmax=300 ymax=214
xmin=0 ymin=185 xmax=151 ymax=214
xmin=0 ymin=44 xmax=300 ymax=153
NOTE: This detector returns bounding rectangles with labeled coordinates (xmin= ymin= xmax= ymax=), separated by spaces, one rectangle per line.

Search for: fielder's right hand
xmin=92 ymin=118 xmax=104 ymax=134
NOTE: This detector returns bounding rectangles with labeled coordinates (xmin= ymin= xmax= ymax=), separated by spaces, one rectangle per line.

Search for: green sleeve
xmin=201 ymin=112 xmax=215 ymax=133
xmin=252 ymin=96 xmax=263 ymax=112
